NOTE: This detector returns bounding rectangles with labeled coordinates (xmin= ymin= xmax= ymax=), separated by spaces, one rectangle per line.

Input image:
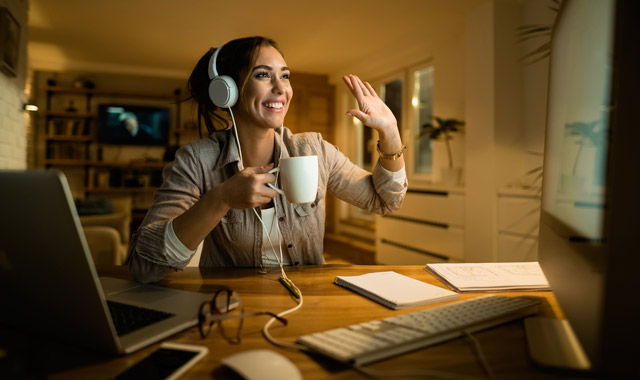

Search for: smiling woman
xmin=126 ymin=36 xmax=408 ymax=284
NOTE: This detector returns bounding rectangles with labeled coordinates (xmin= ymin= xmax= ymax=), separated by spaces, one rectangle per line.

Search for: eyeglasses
xmin=198 ymin=288 xmax=287 ymax=344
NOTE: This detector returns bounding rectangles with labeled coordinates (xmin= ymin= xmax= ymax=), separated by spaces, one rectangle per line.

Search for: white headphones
xmin=207 ymin=43 xmax=239 ymax=108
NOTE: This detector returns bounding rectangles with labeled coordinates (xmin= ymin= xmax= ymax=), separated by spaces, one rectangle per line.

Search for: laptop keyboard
xmin=107 ymin=301 xmax=175 ymax=336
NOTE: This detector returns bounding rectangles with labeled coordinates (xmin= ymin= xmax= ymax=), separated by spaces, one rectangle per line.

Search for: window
xmin=411 ymin=66 xmax=434 ymax=175
xmin=380 ymin=79 xmax=403 ymax=137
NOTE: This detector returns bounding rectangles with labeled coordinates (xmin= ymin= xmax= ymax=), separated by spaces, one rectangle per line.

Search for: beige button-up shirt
xmin=127 ymin=127 xmax=407 ymax=283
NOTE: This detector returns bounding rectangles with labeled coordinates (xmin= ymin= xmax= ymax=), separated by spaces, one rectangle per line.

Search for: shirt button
xmin=279 ymin=217 xmax=285 ymax=222
xmin=294 ymin=261 xmax=300 ymax=265
xmin=287 ymin=244 xmax=293 ymax=248
xmin=310 ymin=204 xmax=315 ymax=208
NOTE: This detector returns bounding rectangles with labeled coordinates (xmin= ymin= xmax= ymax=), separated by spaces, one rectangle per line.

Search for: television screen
xmin=97 ymin=104 xmax=170 ymax=146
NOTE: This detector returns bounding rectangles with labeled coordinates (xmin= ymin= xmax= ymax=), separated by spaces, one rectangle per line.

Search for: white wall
xmin=464 ymin=0 xmax=498 ymax=262
xmin=0 ymin=0 xmax=29 ymax=169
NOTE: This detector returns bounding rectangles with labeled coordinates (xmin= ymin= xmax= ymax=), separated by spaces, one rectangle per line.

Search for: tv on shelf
xmin=97 ymin=104 xmax=170 ymax=146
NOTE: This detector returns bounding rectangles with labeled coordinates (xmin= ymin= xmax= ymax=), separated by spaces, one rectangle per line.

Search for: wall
xmin=0 ymin=0 xmax=29 ymax=169
xmin=464 ymin=0 xmax=497 ymax=262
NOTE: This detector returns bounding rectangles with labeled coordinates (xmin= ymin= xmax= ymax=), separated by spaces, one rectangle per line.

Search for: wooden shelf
xmin=46 ymin=135 xmax=93 ymax=142
xmin=46 ymin=86 xmax=176 ymax=100
xmin=45 ymin=159 xmax=90 ymax=166
xmin=44 ymin=159 xmax=168 ymax=169
xmin=43 ymin=111 xmax=94 ymax=118
xmin=86 ymin=187 xmax=159 ymax=194
xmin=87 ymin=160 xmax=168 ymax=169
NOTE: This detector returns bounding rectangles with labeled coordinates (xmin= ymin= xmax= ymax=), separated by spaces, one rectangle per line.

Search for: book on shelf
xmin=334 ymin=271 xmax=459 ymax=310
xmin=425 ymin=262 xmax=551 ymax=292
xmin=48 ymin=119 xmax=88 ymax=137
xmin=46 ymin=141 xmax=85 ymax=160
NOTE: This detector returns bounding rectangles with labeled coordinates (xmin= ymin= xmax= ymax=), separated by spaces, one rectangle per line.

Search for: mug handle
xmin=267 ymin=167 xmax=285 ymax=195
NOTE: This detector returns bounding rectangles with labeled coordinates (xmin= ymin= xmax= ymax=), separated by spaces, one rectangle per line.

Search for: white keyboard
xmin=296 ymin=295 xmax=540 ymax=365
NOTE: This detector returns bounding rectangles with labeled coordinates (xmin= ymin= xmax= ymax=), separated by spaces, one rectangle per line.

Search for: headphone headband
xmin=208 ymin=44 xmax=224 ymax=79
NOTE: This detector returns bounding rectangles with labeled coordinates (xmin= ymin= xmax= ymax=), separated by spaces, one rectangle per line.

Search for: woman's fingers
xmin=364 ymin=81 xmax=378 ymax=98
xmin=343 ymin=74 xmax=375 ymax=100
xmin=222 ymin=165 xmax=278 ymax=209
xmin=342 ymin=75 xmax=354 ymax=92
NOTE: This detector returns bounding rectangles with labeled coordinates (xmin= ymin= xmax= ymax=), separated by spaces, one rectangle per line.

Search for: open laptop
xmin=0 ymin=169 xmax=235 ymax=355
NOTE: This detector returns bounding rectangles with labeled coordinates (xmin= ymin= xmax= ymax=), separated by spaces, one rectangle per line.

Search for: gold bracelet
xmin=376 ymin=140 xmax=406 ymax=160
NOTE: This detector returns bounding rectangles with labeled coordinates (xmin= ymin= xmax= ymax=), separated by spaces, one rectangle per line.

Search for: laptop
xmin=0 ymin=169 xmax=236 ymax=355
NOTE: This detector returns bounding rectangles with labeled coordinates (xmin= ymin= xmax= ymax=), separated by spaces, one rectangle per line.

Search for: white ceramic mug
xmin=268 ymin=155 xmax=318 ymax=204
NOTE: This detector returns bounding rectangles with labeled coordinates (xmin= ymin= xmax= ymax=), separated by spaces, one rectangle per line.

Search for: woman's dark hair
xmin=186 ymin=36 xmax=282 ymax=134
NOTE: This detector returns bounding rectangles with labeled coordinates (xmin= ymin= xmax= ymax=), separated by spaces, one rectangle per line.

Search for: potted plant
xmin=420 ymin=117 xmax=465 ymax=185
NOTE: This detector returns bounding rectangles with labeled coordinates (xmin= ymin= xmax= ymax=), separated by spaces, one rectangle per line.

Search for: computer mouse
xmin=221 ymin=349 xmax=302 ymax=380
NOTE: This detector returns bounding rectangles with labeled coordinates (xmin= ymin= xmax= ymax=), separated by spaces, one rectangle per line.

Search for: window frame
xmin=407 ymin=61 xmax=436 ymax=184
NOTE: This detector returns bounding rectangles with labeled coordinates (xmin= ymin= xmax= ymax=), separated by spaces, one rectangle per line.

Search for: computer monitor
xmin=529 ymin=0 xmax=640 ymax=377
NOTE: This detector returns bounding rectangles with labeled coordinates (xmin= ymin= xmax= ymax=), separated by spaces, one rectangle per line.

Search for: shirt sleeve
xmin=126 ymin=144 xmax=203 ymax=283
xmin=164 ymin=220 xmax=197 ymax=264
xmin=378 ymin=163 xmax=407 ymax=184
xmin=321 ymin=136 xmax=408 ymax=215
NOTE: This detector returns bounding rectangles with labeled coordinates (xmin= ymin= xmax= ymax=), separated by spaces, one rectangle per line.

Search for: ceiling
xmin=28 ymin=0 xmax=484 ymax=79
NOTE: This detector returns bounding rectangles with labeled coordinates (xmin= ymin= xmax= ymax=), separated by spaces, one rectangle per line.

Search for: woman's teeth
xmin=264 ymin=102 xmax=283 ymax=109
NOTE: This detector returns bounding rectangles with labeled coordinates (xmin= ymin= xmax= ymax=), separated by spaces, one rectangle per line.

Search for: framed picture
xmin=0 ymin=7 xmax=20 ymax=77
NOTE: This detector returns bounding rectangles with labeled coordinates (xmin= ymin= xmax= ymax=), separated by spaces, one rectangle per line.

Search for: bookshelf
xmin=43 ymin=85 xmax=179 ymax=195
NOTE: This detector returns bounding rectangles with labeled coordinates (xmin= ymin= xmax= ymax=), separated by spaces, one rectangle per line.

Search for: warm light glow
xmin=24 ymin=104 xmax=39 ymax=112
xmin=411 ymin=96 xmax=419 ymax=107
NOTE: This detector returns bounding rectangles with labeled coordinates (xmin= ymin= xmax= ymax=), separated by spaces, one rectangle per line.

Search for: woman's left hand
xmin=343 ymin=74 xmax=398 ymax=138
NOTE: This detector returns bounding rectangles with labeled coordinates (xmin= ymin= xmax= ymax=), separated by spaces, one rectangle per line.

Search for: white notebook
xmin=425 ymin=262 xmax=551 ymax=292
xmin=334 ymin=271 xmax=459 ymax=310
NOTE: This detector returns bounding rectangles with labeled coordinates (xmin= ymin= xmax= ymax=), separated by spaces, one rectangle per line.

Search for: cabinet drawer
xmin=394 ymin=191 xmax=464 ymax=226
xmin=376 ymin=240 xmax=451 ymax=265
xmin=377 ymin=217 xmax=464 ymax=260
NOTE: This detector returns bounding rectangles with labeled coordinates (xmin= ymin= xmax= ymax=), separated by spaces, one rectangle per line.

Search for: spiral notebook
xmin=334 ymin=271 xmax=458 ymax=310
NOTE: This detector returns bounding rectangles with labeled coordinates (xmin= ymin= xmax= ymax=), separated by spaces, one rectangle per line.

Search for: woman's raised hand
xmin=343 ymin=74 xmax=398 ymax=138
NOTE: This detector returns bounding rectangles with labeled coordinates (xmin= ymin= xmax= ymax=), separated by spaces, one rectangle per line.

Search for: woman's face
xmin=235 ymin=45 xmax=292 ymax=130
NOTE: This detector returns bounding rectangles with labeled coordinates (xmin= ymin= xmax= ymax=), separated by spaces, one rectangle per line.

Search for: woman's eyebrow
xmin=252 ymin=65 xmax=290 ymax=72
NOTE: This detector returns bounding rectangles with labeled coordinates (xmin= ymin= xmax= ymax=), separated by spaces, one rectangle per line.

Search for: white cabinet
xmin=496 ymin=189 xmax=541 ymax=261
xmin=376 ymin=187 xmax=464 ymax=264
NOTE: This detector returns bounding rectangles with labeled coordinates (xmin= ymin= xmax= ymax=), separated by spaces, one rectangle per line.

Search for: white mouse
xmin=221 ymin=349 xmax=303 ymax=380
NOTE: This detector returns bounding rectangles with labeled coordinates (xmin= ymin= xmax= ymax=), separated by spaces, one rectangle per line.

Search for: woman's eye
xmin=256 ymin=71 xmax=270 ymax=78
xmin=281 ymin=73 xmax=290 ymax=80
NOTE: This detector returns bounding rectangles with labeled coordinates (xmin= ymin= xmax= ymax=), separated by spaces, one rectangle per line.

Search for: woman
xmin=127 ymin=36 xmax=407 ymax=283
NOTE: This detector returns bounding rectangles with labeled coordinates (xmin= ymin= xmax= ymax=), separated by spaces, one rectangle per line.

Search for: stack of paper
xmin=334 ymin=271 xmax=459 ymax=310
xmin=425 ymin=262 xmax=550 ymax=292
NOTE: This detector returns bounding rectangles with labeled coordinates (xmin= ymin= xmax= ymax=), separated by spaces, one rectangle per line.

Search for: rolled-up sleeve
xmin=127 ymin=144 xmax=203 ymax=283
xmin=322 ymin=137 xmax=407 ymax=215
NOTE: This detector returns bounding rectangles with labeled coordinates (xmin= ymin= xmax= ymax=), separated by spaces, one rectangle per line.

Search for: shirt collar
xmin=213 ymin=126 xmax=291 ymax=171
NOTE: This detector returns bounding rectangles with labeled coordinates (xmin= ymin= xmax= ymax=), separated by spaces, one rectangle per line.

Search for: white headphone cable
xmin=228 ymin=110 xmax=301 ymax=292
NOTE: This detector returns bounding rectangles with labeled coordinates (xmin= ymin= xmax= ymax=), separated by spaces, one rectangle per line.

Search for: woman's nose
xmin=271 ymin=78 xmax=284 ymax=93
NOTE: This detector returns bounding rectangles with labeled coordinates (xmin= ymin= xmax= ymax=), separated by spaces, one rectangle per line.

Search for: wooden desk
xmin=42 ymin=265 xmax=583 ymax=379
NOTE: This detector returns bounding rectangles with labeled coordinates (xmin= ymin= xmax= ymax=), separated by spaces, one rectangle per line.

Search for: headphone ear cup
xmin=208 ymin=75 xmax=238 ymax=108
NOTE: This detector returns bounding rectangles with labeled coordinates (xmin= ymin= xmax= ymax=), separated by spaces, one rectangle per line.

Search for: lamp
xmin=23 ymin=103 xmax=38 ymax=112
